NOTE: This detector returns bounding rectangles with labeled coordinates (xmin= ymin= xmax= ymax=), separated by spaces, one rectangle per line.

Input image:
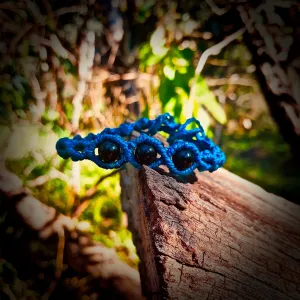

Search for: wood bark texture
xmin=120 ymin=164 xmax=300 ymax=300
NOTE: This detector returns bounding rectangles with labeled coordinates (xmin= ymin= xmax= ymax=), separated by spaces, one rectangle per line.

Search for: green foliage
xmin=191 ymin=77 xmax=226 ymax=123
xmin=0 ymin=75 xmax=32 ymax=122
xmin=223 ymin=128 xmax=300 ymax=202
xmin=139 ymin=19 xmax=226 ymax=132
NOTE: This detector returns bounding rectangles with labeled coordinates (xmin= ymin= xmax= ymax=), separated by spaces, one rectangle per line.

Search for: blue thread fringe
xmin=56 ymin=113 xmax=226 ymax=176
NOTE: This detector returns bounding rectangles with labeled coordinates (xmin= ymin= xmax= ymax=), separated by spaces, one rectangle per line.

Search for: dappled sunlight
xmin=1 ymin=0 xmax=299 ymax=299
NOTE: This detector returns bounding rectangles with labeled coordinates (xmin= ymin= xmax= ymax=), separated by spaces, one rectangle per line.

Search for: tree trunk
xmin=237 ymin=1 xmax=300 ymax=157
xmin=120 ymin=163 xmax=300 ymax=299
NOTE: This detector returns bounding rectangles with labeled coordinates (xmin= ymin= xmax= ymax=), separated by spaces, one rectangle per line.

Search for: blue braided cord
xmin=56 ymin=113 xmax=226 ymax=175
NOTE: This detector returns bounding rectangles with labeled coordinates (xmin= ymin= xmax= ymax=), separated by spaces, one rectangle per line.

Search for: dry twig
xmin=206 ymin=76 xmax=256 ymax=87
xmin=27 ymin=169 xmax=69 ymax=187
xmin=72 ymin=169 xmax=120 ymax=218
xmin=205 ymin=0 xmax=229 ymax=16
xmin=195 ymin=28 xmax=246 ymax=76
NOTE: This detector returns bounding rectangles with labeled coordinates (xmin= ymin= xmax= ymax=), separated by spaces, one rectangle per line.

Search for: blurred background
xmin=0 ymin=0 xmax=300 ymax=299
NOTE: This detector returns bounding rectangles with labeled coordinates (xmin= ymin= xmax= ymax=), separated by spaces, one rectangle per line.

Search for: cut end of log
xmin=121 ymin=165 xmax=300 ymax=300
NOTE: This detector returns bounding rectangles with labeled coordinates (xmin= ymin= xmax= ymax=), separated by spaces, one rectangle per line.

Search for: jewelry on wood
xmin=56 ymin=113 xmax=226 ymax=176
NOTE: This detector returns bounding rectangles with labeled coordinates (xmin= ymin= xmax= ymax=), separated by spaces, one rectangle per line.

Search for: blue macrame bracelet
xmin=56 ymin=113 xmax=226 ymax=176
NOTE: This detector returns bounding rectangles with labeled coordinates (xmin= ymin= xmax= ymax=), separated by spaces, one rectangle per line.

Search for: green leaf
xmin=195 ymin=106 xmax=211 ymax=133
xmin=138 ymin=43 xmax=151 ymax=59
xmin=163 ymin=96 xmax=176 ymax=113
xmin=142 ymin=103 xmax=150 ymax=118
xmin=146 ymin=53 xmax=166 ymax=66
xmin=158 ymin=77 xmax=176 ymax=107
xmin=172 ymin=57 xmax=188 ymax=67
xmin=163 ymin=65 xmax=175 ymax=80
xmin=162 ymin=95 xmax=182 ymax=121
xmin=139 ymin=43 xmax=167 ymax=67
xmin=191 ymin=76 xmax=209 ymax=98
xmin=173 ymin=71 xmax=193 ymax=94
xmin=13 ymin=90 xmax=24 ymax=108
xmin=175 ymin=87 xmax=192 ymax=121
xmin=191 ymin=76 xmax=227 ymax=125
xmin=201 ymin=92 xmax=227 ymax=125
xmin=180 ymin=48 xmax=194 ymax=61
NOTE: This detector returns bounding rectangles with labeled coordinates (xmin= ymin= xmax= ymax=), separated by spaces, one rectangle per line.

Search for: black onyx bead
xmin=98 ymin=141 xmax=121 ymax=163
xmin=135 ymin=143 xmax=157 ymax=165
xmin=172 ymin=149 xmax=194 ymax=170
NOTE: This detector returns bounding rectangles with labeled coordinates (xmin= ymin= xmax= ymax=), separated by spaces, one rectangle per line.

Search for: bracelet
xmin=56 ymin=113 xmax=226 ymax=176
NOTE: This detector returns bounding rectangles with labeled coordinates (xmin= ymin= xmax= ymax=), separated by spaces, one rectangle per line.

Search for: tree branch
xmin=72 ymin=169 xmax=120 ymax=218
xmin=205 ymin=0 xmax=229 ymax=16
xmin=195 ymin=28 xmax=246 ymax=76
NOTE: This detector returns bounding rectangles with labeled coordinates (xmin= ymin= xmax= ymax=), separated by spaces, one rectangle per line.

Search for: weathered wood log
xmin=120 ymin=164 xmax=300 ymax=300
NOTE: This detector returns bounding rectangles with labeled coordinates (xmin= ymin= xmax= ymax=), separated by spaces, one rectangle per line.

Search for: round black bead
xmin=172 ymin=149 xmax=194 ymax=170
xmin=97 ymin=141 xmax=121 ymax=163
xmin=135 ymin=143 xmax=157 ymax=165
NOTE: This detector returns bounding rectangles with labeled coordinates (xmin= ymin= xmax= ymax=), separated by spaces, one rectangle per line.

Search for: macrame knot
xmin=56 ymin=113 xmax=226 ymax=176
